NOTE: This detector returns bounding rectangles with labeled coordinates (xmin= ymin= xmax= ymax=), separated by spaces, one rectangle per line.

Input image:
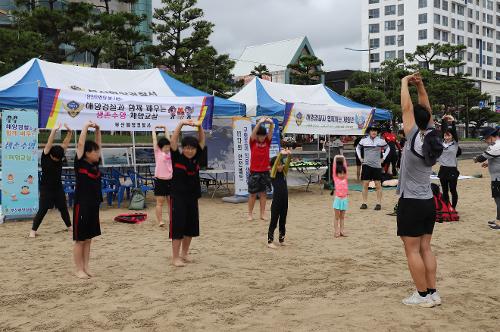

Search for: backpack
xmin=114 ymin=213 xmax=148 ymax=224
xmin=129 ymin=188 xmax=145 ymax=210
xmin=431 ymin=183 xmax=459 ymax=223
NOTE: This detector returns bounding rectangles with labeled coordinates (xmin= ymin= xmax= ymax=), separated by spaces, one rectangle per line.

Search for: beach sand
xmin=0 ymin=159 xmax=499 ymax=331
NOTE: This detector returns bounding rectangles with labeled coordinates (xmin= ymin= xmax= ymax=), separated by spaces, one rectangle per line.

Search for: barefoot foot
xmin=267 ymin=242 xmax=278 ymax=249
xmin=172 ymin=259 xmax=186 ymax=267
xmin=180 ymin=255 xmax=193 ymax=263
xmin=334 ymin=232 xmax=341 ymax=238
xmin=247 ymin=214 xmax=253 ymax=221
xmin=66 ymin=226 xmax=72 ymax=232
xmin=29 ymin=230 xmax=36 ymax=238
xmin=340 ymin=232 xmax=348 ymax=237
xmin=75 ymin=270 xmax=89 ymax=279
xmin=84 ymin=269 xmax=93 ymax=277
xmin=159 ymin=222 xmax=165 ymax=227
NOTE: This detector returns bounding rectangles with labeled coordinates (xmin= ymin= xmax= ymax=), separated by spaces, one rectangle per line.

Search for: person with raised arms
xmin=398 ymin=73 xmax=443 ymax=307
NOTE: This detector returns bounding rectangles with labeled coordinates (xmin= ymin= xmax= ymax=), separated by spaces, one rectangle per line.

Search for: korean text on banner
xmin=1 ymin=110 xmax=39 ymax=219
xmin=282 ymin=103 xmax=374 ymax=135
xmin=232 ymin=117 xmax=252 ymax=196
xmin=270 ymin=118 xmax=281 ymax=158
xmin=38 ymin=87 xmax=214 ymax=132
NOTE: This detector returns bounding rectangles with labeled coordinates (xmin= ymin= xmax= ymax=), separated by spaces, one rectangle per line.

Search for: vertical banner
xmin=1 ymin=110 xmax=39 ymax=219
xmin=269 ymin=118 xmax=281 ymax=157
xmin=232 ymin=117 xmax=252 ymax=196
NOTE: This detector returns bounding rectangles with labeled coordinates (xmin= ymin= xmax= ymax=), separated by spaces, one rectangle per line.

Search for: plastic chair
xmin=101 ymin=177 xmax=118 ymax=206
xmin=111 ymin=168 xmax=133 ymax=208
xmin=127 ymin=170 xmax=155 ymax=196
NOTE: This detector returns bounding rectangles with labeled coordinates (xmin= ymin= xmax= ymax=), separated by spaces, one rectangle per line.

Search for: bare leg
xmin=375 ymin=181 xmax=382 ymax=205
xmin=181 ymin=236 xmax=193 ymax=262
xmin=420 ymin=234 xmax=437 ymax=289
xmin=73 ymin=241 xmax=88 ymax=279
xmin=172 ymin=239 xmax=185 ymax=267
xmin=401 ymin=236 xmax=428 ymax=292
xmin=83 ymin=239 xmax=92 ymax=277
xmin=356 ymin=165 xmax=361 ymax=181
xmin=155 ymin=196 xmax=166 ymax=226
xmin=248 ymin=194 xmax=257 ymax=221
xmin=259 ymin=192 xmax=267 ymax=220
xmin=362 ymin=181 xmax=369 ymax=204
xmin=334 ymin=209 xmax=340 ymax=237
xmin=340 ymin=210 xmax=347 ymax=236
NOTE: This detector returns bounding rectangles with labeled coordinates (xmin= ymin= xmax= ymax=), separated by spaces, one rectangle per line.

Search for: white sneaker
xmin=430 ymin=291 xmax=442 ymax=306
xmin=402 ymin=292 xmax=435 ymax=308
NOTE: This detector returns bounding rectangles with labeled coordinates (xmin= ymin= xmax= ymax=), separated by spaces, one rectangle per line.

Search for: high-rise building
xmin=361 ymin=0 xmax=500 ymax=104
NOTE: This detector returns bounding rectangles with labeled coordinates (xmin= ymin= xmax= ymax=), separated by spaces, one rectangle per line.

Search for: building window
xmin=419 ymin=0 xmax=427 ymax=9
xmin=496 ymin=72 xmax=500 ymax=81
xmin=496 ymin=45 xmax=500 ymax=53
xmin=385 ymin=35 xmax=396 ymax=46
xmin=442 ymin=0 xmax=448 ymax=10
xmin=476 ymin=54 xmax=480 ymax=64
xmin=418 ymin=13 xmax=427 ymax=24
xmin=451 ymin=33 xmax=456 ymax=44
xmin=397 ymin=19 xmax=404 ymax=31
xmin=385 ymin=20 xmax=396 ymax=31
xmin=385 ymin=5 xmax=396 ymax=15
xmin=398 ymin=50 xmax=405 ymax=59
xmin=370 ymin=38 xmax=380 ymax=48
xmin=457 ymin=35 xmax=465 ymax=45
xmin=468 ymin=9 xmax=473 ymax=18
xmin=385 ymin=51 xmax=396 ymax=60
xmin=467 ymin=52 xmax=473 ymax=61
xmin=442 ymin=31 xmax=449 ymax=42
xmin=457 ymin=20 xmax=464 ymax=31
xmin=398 ymin=35 xmax=404 ymax=46
xmin=487 ymin=42 xmax=493 ymax=52
xmin=487 ymin=0 xmax=493 ymax=10
xmin=487 ymin=56 xmax=493 ymax=66
xmin=451 ymin=18 xmax=456 ymax=28
xmin=418 ymin=29 xmax=427 ymax=40
xmin=369 ymin=0 xmax=379 ymax=4
xmin=369 ymin=23 xmax=380 ymax=33
xmin=434 ymin=29 xmax=441 ymax=41
xmin=497 ymin=31 xmax=500 ymax=40
xmin=442 ymin=16 xmax=448 ymax=26
xmin=457 ymin=5 xmax=465 ymax=15
xmin=369 ymin=8 xmax=379 ymax=19
xmin=486 ymin=14 xmax=493 ymax=24
xmin=370 ymin=53 xmax=380 ymax=63
xmin=487 ymin=70 xmax=492 ymax=80
xmin=496 ymin=58 xmax=500 ymax=66
xmin=398 ymin=4 xmax=404 ymax=16
xmin=476 ymin=68 xmax=480 ymax=77
xmin=434 ymin=14 xmax=440 ymax=24
xmin=468 ymin=38 xmax=473 ymax=47
xmin=467 ymin=67 xmax=472 ymax=75
xmin=468 ymin=22 xmax=474 ymax=33
xmin=434 ymin=0 xmax=440 ymax=8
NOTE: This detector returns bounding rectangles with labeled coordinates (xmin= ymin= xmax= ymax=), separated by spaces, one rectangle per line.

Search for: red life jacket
xmin=114 ymin=213 xmax=148 ymax=224
xmin=433 ymin=193 xmax=459 ymax=223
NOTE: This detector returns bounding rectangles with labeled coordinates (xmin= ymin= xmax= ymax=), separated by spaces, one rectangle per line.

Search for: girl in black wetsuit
xmin=73 ymin=121 xmax=102 ymax=279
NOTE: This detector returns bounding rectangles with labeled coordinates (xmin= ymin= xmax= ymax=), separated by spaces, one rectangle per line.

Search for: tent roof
xmin=230 ymin=77 xmax=392 ymax=121
xmin=0 ymin=59 xmax=245 ymax=117
xmin=232 ymin=36 xmax=313 ymax=77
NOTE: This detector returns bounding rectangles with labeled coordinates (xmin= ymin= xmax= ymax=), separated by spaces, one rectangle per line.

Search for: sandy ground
xmin=0 ymin=159 xmax=499 ymax=332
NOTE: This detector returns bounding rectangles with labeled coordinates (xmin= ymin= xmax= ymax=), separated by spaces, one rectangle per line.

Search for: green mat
xmin=348 ymin=184 xmax=397 ymax=192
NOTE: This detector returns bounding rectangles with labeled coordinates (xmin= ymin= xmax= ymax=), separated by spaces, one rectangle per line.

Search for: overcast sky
xmin=152 ymin=0 xmax=362 ymax=71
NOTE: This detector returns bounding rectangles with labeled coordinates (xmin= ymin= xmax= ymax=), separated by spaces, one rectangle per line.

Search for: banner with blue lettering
xmin=270 ymin=118 xmax=281 ymax=157
xmin=1 ymin=110 xmax=39 ymax=219
xmin=283 ymin=102 xmax=374 ymax=135
xmin=38 ymin=87 xmax=214 ymax=131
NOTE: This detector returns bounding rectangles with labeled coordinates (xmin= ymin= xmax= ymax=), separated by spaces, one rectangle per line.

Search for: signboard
xmin=1 ymin=110 xmax=39 ymax=219
xmin=282 ymin=102 xmax=374 ymax=135
xmin=232 ymin=117 xmax=252 ymax=196
xmin=270 ymin=118 xmax=281 ymax=157
xmin=38 ymin=87 xmax=214 ymax=131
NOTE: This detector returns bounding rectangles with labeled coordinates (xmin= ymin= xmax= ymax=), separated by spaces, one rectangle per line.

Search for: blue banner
xmin=270 ymin=118 xmax=281 ymax=157
xmin=1 ymin=110 xmax=39 ymax=219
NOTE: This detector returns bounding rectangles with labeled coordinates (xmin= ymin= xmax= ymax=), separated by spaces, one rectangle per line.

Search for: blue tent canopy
xmin=0 ymin=59 xmax=245 ymax=117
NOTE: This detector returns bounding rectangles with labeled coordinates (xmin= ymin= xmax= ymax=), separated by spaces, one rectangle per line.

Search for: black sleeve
xmin=171 ymin=149 xmax=181 ymax=163
xmin=456 ymin=145 xmax=462 ymax=157
xmin=474 ymin=154 xmax=487 ymax=163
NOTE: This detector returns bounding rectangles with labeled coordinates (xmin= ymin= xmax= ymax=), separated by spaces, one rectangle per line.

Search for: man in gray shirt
xmin=473 ymin=127 xmax=500 ymax=230
xmin=397 ymin=73 xmax=439 ymax=308
xmin=356 ymin=127 xmax=390 ymax=210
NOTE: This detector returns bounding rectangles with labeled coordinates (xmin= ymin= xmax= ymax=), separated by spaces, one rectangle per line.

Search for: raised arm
xmin=283 ymin=151 xmax=292 ymax=176
xmin=414 ymin=74 xmax=433 ymax=127
xmin=43 ymin=124 xmax=61 ymax=155
xmin=250 ymin=118 xmax=265 ymax=141
xmin=401 ymin=75 xmax=415 ymax=136
xmin=270 ymin=152 xmax=283 ymax=179
xmin=94 ymin=123 xmax=101 ymax=148
xmin=152 ymin=125 xmax=162 ymax=148
xmin=76 ymin=122 xmax=92 ymax=159
xmin=266 ymin=118 xmax=274 ymax=141
xmin=197 ymin=121 xmax=205 ymax=149
xmin=62 ymin=123 xmax=73 ymax=151
xmin=170 ymin=121 xmax=184 ymax=152
xmin=355 ymin=141 xmax=363 ymax=161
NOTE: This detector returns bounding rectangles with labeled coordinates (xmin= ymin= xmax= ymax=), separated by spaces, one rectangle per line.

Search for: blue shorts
xmin=333 ymin=197 xmax=349 ymax=211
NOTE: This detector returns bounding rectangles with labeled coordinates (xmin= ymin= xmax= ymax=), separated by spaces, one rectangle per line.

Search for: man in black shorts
xmin=356 ymin=127 xmax=390 ymax=210
xmin=398 ymin=73 xmax=442 ymax=307
xmin=30 ymin=124 xmax=73 ymax=238
xmin=169 ymin=119 xmax=205 ymax=267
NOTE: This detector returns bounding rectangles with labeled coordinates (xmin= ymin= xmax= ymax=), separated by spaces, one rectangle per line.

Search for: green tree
xmin=287 ymin=55 xmax=324 ymax=85
xmin=149 ymin=0 xmax=235 ymax=93
xmin=405 ymin=43 xmax=441 ymax=70
xmin=250 ymin=64 xmax=271 ymax=79
xmin=0 ymin=28 xmax=46 ymax=76
xmin=431 ymin=44 xmax=467 ymax=76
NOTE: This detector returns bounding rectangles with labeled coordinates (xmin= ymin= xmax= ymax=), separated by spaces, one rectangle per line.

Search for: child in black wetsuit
xmin=267 ymin=149 xmax=292 ymax=249
xmin=73 ymin=121 xmax=102 ymax=279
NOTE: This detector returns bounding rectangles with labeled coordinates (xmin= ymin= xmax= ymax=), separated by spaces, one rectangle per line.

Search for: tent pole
xmin=328 ymin=135 xmax=331 ymax=185
xmin=131 ymin=131 xmax=138 ymax=187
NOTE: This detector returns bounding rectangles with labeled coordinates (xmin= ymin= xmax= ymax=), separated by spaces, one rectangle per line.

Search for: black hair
xmin=414 ymin=104 xmax=431 ymax=130
xmin=335 ymin=159 xmax=346 ymax=175
xmin=49 ymin=145 xmax=64 ymax=159
xmin=398 ymin=129 xmax=405 ymax=136
xmin=157 ymin=137 xmax=170 ymax=149
xmin=256 ymin=125 xmax=267 ymax=136
xmin=181 ymin=136 xmax=199 ymax=148
xmin=84 ymin=140 xmax=100 ymax=154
